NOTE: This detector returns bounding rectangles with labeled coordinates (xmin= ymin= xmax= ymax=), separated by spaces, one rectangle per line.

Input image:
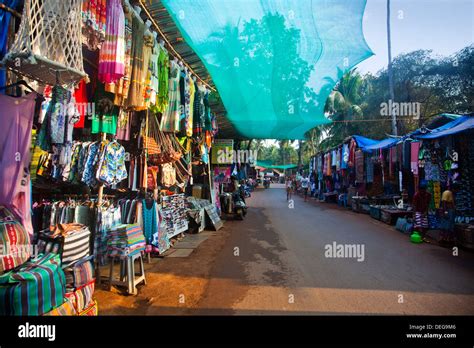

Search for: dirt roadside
xmin=94 ymin=226 xmax=232 ymax=315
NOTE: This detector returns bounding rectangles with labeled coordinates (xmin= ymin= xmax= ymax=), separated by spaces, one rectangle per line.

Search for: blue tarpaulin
xmin=415 ymin=115 xmax=474 ymax=139
xmin=362 ymin=137 xmax=400 ymax=151
xmin=352 ymin=135 xmax=378 ymax=152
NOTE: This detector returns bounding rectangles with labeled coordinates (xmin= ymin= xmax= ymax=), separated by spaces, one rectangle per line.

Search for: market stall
xmin=0 ymin=0 xmax=223 ymax=315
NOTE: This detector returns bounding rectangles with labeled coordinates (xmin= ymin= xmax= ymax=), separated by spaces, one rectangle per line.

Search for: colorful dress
xmin=137 ymin=33 xmax=154 ymax=110
xmin=187 ymin=77 xmax=195 ymax=137
xmin=98 ymin=0 xmax=125 ymax=84
xmin=126 ymin=15 xmax=145 ymax=108
xmin=106 ymin=3 xmax=133 ymax=106
xmin=156 ymin=46 xmax=169 ymax=113
xmin=160 ymin=60 xmax=181 ymax=132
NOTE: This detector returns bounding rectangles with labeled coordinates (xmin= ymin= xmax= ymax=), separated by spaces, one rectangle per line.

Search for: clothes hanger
xmin=0 ymin=79 xmax=37 ymax=94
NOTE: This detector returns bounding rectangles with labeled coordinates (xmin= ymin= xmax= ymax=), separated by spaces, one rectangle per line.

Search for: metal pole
xmin=387 ymin=0 xmax=397 ymax=136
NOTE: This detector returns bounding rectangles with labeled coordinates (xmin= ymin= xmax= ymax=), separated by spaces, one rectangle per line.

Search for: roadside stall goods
xmin=0 ymin=0 xmax=220 ymax=314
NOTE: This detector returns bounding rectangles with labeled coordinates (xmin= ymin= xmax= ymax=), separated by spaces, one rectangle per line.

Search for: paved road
xmin=196 ymin=184 xmax=474 ymax=315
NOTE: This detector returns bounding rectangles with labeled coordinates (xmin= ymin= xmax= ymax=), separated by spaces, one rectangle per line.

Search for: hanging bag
xmin=0 ymin=206 xmax=31 ymax=273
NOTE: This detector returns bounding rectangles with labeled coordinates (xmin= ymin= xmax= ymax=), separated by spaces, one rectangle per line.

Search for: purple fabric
xmin=0 ymin=92 xmax=36 ymax=236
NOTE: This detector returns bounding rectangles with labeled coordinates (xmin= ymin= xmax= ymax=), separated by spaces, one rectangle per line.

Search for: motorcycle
xmin=219 ymin=191 xmax=248 ymax=220
xmin=263 ymin=179 xmax=270 ymax=189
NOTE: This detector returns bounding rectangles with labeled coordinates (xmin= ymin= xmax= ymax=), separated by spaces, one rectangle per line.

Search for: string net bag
xmin=1 ymin=0 xmax=88 ymax=86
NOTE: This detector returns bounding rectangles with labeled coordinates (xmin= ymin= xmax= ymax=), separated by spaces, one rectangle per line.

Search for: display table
xmin=380 ymin=208 xmax=412 ymax=225
xmin=352 ymin=196 xmax=370 ymax=214
xmin=455 ymin=224 xmax=474 ymax=250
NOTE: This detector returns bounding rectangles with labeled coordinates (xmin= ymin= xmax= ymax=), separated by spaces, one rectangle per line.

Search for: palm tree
xmin=324 ymin=69 xmax=364 ymax=145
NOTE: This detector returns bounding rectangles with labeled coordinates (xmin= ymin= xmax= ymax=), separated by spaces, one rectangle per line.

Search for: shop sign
xmin=211 ymin=139 xmax=234 ymax=164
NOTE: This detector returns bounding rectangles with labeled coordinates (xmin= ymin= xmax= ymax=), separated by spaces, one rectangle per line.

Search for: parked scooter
xmin=263 ymin=178 xmax=270 ymax=189
xmin=219 ymin=191 xmax=248 ymax=220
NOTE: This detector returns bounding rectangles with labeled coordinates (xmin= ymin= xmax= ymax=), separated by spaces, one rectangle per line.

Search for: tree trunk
xmin=298 ymin=140 xmax=303 ymax=173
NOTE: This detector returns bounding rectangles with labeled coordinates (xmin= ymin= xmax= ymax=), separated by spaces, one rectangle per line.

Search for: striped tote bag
xmin=0 ymin=206 xmax=31 ymax=273
xmin=0 ymin=253 xmax=66 ymax=316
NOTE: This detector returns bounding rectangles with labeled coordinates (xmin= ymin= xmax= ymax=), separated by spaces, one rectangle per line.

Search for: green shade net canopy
xmin=256 ymin=160 xmax=297 ymax=170
xmin=162 ymin=0 xmax=373 ymax=139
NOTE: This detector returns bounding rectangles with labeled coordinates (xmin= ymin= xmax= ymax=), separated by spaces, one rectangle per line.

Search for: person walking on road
xmin=286 ymin=177 xmax=293 ymax=201
xmin=413 ymin=180 xmax=432 ymax=242
xmin=301 ymin=176 xmax=310 ymax=202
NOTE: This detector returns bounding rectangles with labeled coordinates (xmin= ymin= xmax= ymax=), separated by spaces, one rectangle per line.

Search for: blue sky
xmin=357 ymin=0 xmax=474 ymax=74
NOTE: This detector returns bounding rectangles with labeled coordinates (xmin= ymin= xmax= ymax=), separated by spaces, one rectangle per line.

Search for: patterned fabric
xmin=38 ymin=85 xmax=80 ymax=151
xmin=98 ymin=0 xmax=125 ymax=83
xmin=81 ymin=142 xmax=101 ymax=187
xmin=0 ymin=206 xmax=31 ymax=273
xmin=106 ymin=2 xmax=133 ymax=106
xmin=81 ymin=0 xmax=107 ymax=50
xmin=161 ymin=60 xmax=181 ymax=132
xmin=414 ymin=212 xmax=429 ymax=229
xmin=65 ymin=279 xmax=95 ymax=313
xmin=142 ymin=200 xmax=158 ymax=245
xmin=72 ymin=256 xmax=94 ymax=288
xmin=44 ymin=298 xmax=77 ymax=316
xmin=106 ymin=224 xmax=146 ymax=258
xmin=127 ymin=13 xmax=145 ymax=108
xmin=161 ymin=163 xmax=176 ymax=187
xmin=97 ymin=141 xmax=128 ymax=186
xmin=0 ymin=253 xmax=66 ymax=316
xmin=78 ymin=299 xmax=98 ymax=316
xmin=193 ymin=83 xmax=206 ymax=135
xmin=51 ymin=224 xmax=91 ymax=266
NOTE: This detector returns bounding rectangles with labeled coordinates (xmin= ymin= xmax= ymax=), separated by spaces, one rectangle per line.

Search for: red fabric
xmin=413 ymin=190 xmax=431 ymax=213
xmin=73 ymin=80 xmax=87 ymax=128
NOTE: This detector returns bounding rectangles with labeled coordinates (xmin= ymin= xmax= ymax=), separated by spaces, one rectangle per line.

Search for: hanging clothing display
xmin=37 ymin=85 xmax=80 ymax=151
xmin=116 ymin=110 xmax=132 ymax=141
xmin=161 ymin=60 xmax=181 ymax=132
xmin=96 ymin=140 xmax=128 ymax=186
xmin=0 ymin=92 xmax=37 ymax=236
xmin=106 ymin=2 xmax=133 ymax=106
xmin=137 ymin=32 xmax=154 ymax=110
xmin=156 ymin=46 xmax=169 ymax=113
xmin=355 ymin=150 xmax=364 ymax=183
xmin=193 ymin=82 xmax=206 ymax=135
xmin=410 ymin=142 xmax=420 ymax=175
xmin=341 ymin=143 xmax=349 ymax=169
xmin=127 ymin=14 xmax=146 ymax=108
xmin=81 ymin=0 xmax=107 ymax=50
xmin=92 ymin=83 xmax=119 ymax=135
xmin=98 ymin=0 xmax=125 ymax=84
xmin=73 ymin=80 xmax=88 ymax=129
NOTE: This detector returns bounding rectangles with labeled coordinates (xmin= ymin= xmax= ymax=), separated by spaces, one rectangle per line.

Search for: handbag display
xmin=146 ymin=114 xmax=182 ymax=165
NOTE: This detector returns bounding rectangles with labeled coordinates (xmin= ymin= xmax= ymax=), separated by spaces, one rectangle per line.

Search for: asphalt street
xmin=195 ymin=184 xmax=474 ymax=315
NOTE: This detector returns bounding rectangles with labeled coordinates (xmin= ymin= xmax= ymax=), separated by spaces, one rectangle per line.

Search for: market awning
xmin=352 ymin=135 xmax=379 ymax=152
xmin=256 ymin=161 xmax=297 ymax=170
xmin=160 ymin=0 xmax=373 ymax=140
xmin=361 ymin=137 xmax=400 ymax=152
xmin=414 ymin=115 xmax=474 ymax=139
